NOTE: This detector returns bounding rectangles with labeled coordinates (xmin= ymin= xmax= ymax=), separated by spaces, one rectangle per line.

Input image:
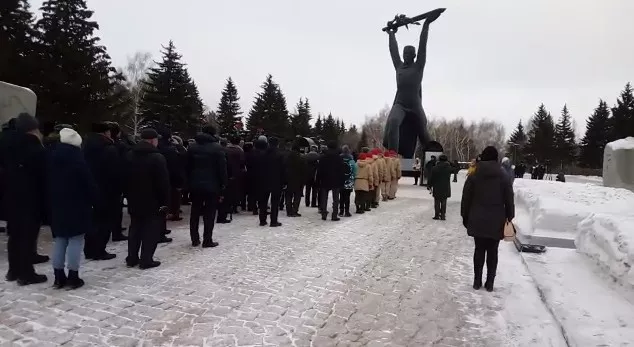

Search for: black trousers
xmin=85 ymin=203 xmax=116 ymax=257
xmin=305 ymin=181 xmax=318 ymax=207
xmin=434 ymin=198 xmax=447 ymax=217
xmin=285 ymin=188 xmax=303 ymax=216
xmin=259 ymin=190 xmax=281 ymax=224
xmin=190 ymin=191 xmax=219 ymax=243
xmin=127 ymin=215 xmax=161 ymax=264
xmin=473 ymin=237 xmax=500 ymax=278
xmin=169 ymin=187 xmax=181 ymax=217
xmin=6 ymin=219 xmax=39 ymax=278
xmin=339 ymin=189 xmax=352 ymax=213
xmin=115 ymin=194 xmax=125 ymax=234
xmin=319 ymin=188 xmax=340 ymax=217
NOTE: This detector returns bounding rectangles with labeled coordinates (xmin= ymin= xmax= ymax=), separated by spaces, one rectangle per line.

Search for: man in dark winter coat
xmin=218 ymin=136 xmax=245 ymax=222
xmin=285 ymin=142 xmax=307 ymax=217
xmin=303 ymin=145 xmax=320 ymax=208
xmin=429 ymin=154 xmax=453 ymax=220
xmin=461 ymin=146 xmax=514 ymax=292
xmin=109 ymin=122 xmax=130 ymax=241
xmin=124 ymin=129 xmax=170 ymax=269
xmin=253 ymin=137 xmax=285 ymax=227
xmin=316 ymin=141 xmax=345 ymax=221
xmin=186 ymin=125 xmax=228 ymax=247
xmin=424 ymin=155 xmax=437 ymax=186
xmin=158 ymin=128 xmax=184 ymax=224
xmin=4 ymin=113 xmax=48 ymax=285
xmin=82 ymin=122 xmax=121 ymax=260
xmin=245 ymin=141 xmax=263 ymax=214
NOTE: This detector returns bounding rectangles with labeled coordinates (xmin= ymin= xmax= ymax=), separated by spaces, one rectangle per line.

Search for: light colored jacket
xmin=354 ymin=160 xmax=371 ymax=191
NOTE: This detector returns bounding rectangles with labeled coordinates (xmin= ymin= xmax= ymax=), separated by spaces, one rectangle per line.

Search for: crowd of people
xmin=0 ymin=113 xmax=405 ymax=288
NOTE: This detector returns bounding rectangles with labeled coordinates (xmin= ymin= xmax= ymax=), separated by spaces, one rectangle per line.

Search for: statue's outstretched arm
xmin=388 ymin=32 xmax=402 ymax=70
xmin=415 ymin=22 xmax=430 ymax=68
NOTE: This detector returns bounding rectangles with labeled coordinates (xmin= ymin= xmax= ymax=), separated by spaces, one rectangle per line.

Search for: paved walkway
xmin=0 ymin=182 xmax=564 ymax=346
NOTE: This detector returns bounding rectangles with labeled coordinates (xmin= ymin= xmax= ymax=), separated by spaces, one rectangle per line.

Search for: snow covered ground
xmin=0 ymin=178 xmax=570 ymax=347
xmin=513 ymin=176 xmax=634 ymax=346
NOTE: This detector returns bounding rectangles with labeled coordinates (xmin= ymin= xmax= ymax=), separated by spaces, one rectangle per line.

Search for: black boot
xmin=53 ymin=269 xmax=67 ymax=289
xmin=484 ymin=275 xmax=495 ymax=292
xmin=332 ymin=214 xmax=340 ymax=222
xmin=473 ymin=270 xmax=483 ymax=290
xmin=321 ymin=213 xmax=328 ymax=221
xmin=67 ymin=270 xmax=84 ymax=289
xmin=344 ymin=211 xmax=352 ymax=217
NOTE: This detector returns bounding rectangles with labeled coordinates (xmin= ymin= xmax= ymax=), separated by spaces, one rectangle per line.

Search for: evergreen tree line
xmin=507 ymin=83 xmax=634 ymax=170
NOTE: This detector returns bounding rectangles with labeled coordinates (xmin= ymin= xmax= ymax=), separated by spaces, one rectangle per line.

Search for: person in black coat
xmin=218 ymin=136 xmax=245 ymax=222
xmin=186 ymin=125 xmax=228 ymax=248
xmin=4 ymin=113 xmax=48 ymax=285
xmin=253 ymin=137 xmax=286 ymax=227
xmin=246 ymin=139 xmax=267 ymax=215
xmin=186 ymin=125 xmax=228 ymax=247
xmin=124 ymin=129 xmax=171 ymax=269
xmin=82 ymin=122 xmax=121 ymax=260
xmin=49 ymin=128 xmax=98 ymax=289
xmin=303 ymin=145 xmax=320 ymax=208
xmin=316 ymin=141 xmax=346 ymax=221
xmin=461 ymin=146 xmax=514 ymax=292
xmin=240 ymin=142 xmax=254 ymax=211
xmin=429 ymin=154 xmax=453 ymax=220
xmin=109 ymin=122 xmax=130 ymax=241
xmin=285 ymin=142 xmax=307 ymax=217
xmin=158 ymin=127 xmax=184 ymax=224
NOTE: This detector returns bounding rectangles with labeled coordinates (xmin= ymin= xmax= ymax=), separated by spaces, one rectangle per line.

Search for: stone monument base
xmin=603 ymin=137 xmax=634 ymax=191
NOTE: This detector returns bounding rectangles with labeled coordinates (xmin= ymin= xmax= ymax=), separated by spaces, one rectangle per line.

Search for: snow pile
xmin=576 ymin=214 xmax=634 ymax=288
xmin=603 ymin=137 xmax=634 ymax=191
xmin=513 ymin=179 xmax=634 ymax=236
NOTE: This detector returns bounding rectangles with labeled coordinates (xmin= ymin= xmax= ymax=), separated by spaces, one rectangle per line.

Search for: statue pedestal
xmin=603 ymin=137 xmax=634 ymax=191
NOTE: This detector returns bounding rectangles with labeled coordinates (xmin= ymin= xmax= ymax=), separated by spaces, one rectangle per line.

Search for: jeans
xmin=319 ymin=188 xmax=340 ymax=216
xmin=474 ymin=237 xmax=500 ymax=278
xmin=190 ymin=191 xmax=219 ymax=243
xmin=434 ymin=198 xmax=447 ymax=217
xmin=53 ymin=235 xmax=84 ymax=271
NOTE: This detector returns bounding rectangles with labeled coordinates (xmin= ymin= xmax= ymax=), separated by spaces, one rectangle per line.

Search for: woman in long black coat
xmin=49 ymin=128 xmax=98 ymax=289
xmin=461 ymin=146 xmax=514 ymax=292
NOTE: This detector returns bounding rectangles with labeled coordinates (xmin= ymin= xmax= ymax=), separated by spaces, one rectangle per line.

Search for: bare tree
xmin=361 ymin=105 xmax=389 ymax=148
xmin=122 ymin=51 xmax=153 ymax=135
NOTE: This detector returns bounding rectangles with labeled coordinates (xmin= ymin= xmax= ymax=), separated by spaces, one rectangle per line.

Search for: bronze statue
xmin=382 ymin=8 xmax=445 ymax=158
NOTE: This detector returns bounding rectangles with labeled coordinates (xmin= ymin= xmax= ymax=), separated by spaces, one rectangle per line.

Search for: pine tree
xmin=246 ymin=74 xmax=289 ymax=137
xmin=322 ymin=113 xmax=339 ymax=143
xmin=290 ymin=98 xmax=312 ymax=137
xmin=139 ymin=41 xmax=203 ymax=135
xmin=36 ymin=0 xmax=122 ymax=129
xmin=524 ymin=104 xmax=556 ymax=164
xmin=609 ymin=82 xmax=634 ymax=141
xmin=358 ymin=127 xmax=369 ymax=152
xmin=339 ymin=119 xmax=346 ymax=134
xmin=216 ymin=77 xmax=242 ymax=135
xmin=313 ymin=114 xmax=323 ymax=137
xmin=554 ymin=104 xmax=577 ymax=168
xmin=507 ymin=121 xmax=527 ymax=163
xmin=0 ymin=0 xmax=38 ymax=88
xmin=580 ymin=100 xmax=612 ymax=169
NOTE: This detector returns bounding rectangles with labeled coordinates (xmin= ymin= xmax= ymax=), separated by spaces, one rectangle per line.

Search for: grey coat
xmin=460 ymin=161 xmax=515 ymax=240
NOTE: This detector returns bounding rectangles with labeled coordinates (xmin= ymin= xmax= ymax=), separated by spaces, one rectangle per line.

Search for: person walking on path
xmin=49 ymin=128 xmax=97 ymax=289
xmin=413 ymin=157 xmax=422 ymax=185
xmin=124 ymin=129 xmax=171 ymax=269
xmin=461 ymin=146 xmax=515 ymax=292
xmin=4 ymin=113 xmax=49 ymax=285
xmin=428 ymin=154 xmax=452 ymax=220
xmin=186 ymin=125 xmax=228 ymax=247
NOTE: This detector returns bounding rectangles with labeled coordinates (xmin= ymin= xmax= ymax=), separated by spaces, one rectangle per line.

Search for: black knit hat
xmin=140 ymin=128 xmax=159 ymax=140
xmin=481 ymin=146 xmax=499 ymax=162
xmin=15 ymin=113 xmax=39 ymax=133
xmin=92 ymin=122 xmax=110 ymax=133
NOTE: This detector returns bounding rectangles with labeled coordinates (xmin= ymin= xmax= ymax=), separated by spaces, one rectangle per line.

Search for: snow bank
xmin=576 ymin=214 xmax=634 ymax=288
xmin=603 ymin=137 xmax=634 ymax=191
xmin=513 ymin=179 xmax=634 ymax=236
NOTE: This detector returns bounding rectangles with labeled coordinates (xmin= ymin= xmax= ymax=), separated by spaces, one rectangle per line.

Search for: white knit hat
xmin=59 ymin=128 xmax=83 ymax=148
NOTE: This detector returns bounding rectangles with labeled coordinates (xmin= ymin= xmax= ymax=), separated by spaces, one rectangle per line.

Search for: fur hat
xmin=140 ymin=128 xmax=159 ymax=140
xmin=59 ymin=128 xmax=83 ymax=148
xmin=15 ymin=113 xmax=39 ymax=133
xmin=481 ymin=146 xmax=499 ymax=162
xmin=91 ymin=122 xmax=110 ymax=133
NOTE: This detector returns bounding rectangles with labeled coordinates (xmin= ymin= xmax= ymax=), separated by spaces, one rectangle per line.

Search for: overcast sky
xmin=31 ymin=0 xmax=634 ymax=135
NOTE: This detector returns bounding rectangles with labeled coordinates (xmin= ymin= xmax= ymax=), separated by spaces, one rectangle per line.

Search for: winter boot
xmin=321 ymin=212 xmax=328 ymax=221
xmin=473 ymin=269 xmax=483 ymax=290
xmin=344 ymin=210 xmax=352 ymax=217
xmin=67 ymin=270 xmax=85 ymax=289
xmin=53 ymin=269 xmax=67 ymax=289
xmin=484 ymin=275 xmax=495 ymax=292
